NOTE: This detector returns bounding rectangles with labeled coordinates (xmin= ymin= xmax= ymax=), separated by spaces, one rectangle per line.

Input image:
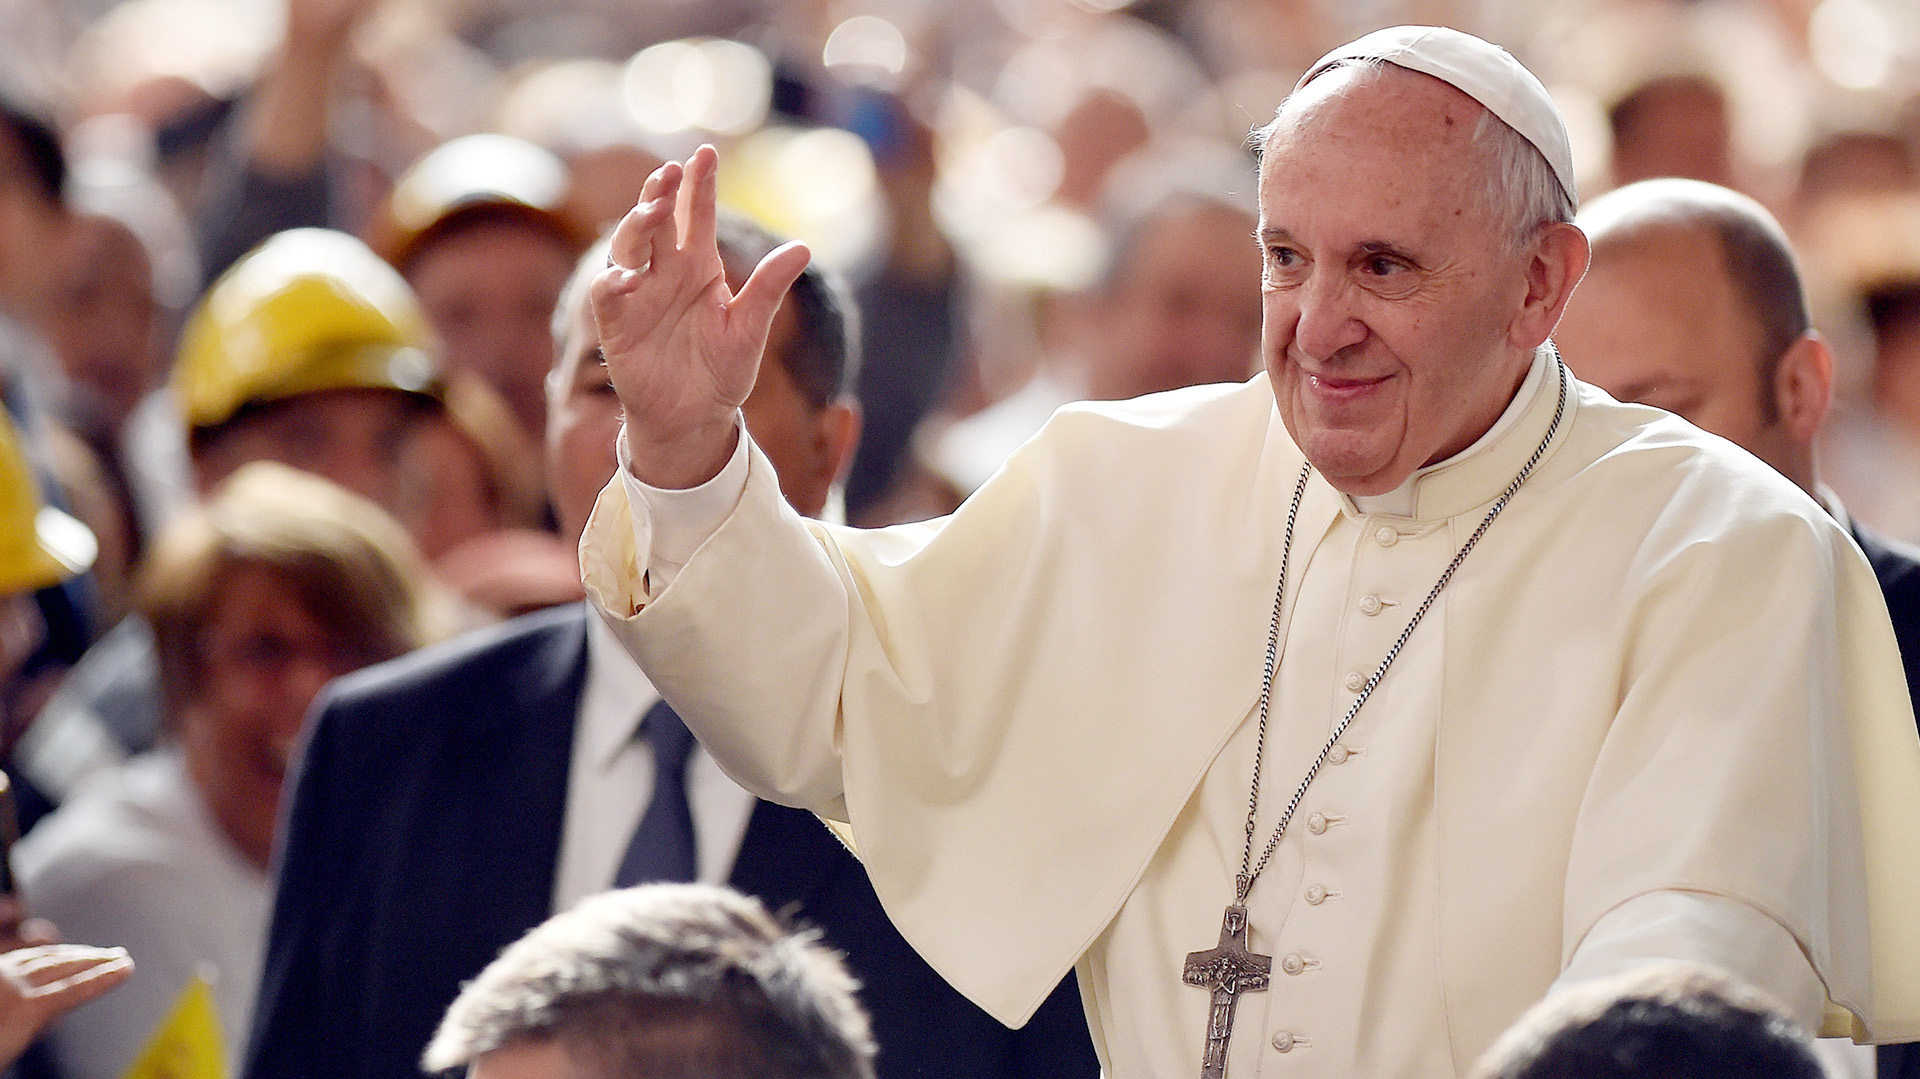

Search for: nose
xmin=1288 ymin=272 xmax=1367 ymax=362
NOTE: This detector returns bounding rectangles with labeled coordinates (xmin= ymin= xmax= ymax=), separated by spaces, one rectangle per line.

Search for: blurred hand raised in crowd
xmin=591 ymin=146 xmax=812 ymax=490
xmin=0 ymin=944 xmax=132 ymax=1065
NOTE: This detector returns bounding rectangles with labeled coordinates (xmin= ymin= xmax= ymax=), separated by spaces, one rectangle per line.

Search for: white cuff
xmin=616 ymin=415 xmax=750 ymax=594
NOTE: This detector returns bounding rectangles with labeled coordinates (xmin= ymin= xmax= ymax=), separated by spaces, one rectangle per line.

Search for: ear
xmin=819 ymin=398 xmax=862 ymax=486
xmin=1512 ymin=221 xmax=1591 ymax=351
xmin=788 ymin=398 xmax=861 ymax=518
xmin=1773 ymin=331 xmax=1834 ymax=445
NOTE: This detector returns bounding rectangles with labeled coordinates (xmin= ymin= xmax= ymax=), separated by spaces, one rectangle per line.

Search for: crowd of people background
xmin=0 ymin=0 xmax=1917 ymax=1075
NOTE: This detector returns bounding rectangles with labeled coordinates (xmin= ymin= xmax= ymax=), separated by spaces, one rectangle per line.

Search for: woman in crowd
xmin=13 ymin=461 xmax=437 ymax=1079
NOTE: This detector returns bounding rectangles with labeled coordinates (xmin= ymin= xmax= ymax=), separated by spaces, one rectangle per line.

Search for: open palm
xmin=592 ymin=146 xmax=811 ymax=489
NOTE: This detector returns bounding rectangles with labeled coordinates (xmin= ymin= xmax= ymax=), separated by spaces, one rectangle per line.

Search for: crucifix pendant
xmin=1182 ymin=902 xmax=1271 ymax=1078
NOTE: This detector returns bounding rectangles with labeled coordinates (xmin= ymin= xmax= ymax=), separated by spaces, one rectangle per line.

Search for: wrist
xmin=623 ymin=413 xmax=741 ymax=491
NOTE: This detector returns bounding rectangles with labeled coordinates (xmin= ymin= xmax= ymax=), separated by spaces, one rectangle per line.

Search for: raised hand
xmin=592 ymin=146 xmax=812 ymax=490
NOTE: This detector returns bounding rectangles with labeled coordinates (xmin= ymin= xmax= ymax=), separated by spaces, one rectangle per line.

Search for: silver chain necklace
xmin=1182 ymin=356 xmax=1570 ymax=1079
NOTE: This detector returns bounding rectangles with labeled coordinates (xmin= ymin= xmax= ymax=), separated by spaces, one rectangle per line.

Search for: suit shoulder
xmin=1856 ymin=525 xmax=1920 ymax=603
xmin=321 ymin=603 xmax=588 ymax=711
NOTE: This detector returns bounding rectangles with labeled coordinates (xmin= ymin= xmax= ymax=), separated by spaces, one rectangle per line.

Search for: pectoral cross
xmin=1182 ymin=902 xmax=1271 ymax=1079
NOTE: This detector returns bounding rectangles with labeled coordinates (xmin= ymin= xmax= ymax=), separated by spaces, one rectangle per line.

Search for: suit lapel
xmin=478 ymin=606 xmax=593 ymax=923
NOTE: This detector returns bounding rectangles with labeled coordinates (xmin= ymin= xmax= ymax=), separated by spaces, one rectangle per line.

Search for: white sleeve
xmin=616 ymin=415 xmax=750 ymax=595
xmin=1554 ymin=890 xmax=1829 ymax=1030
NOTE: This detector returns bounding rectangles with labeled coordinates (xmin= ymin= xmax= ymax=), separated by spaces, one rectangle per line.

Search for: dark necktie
xmin=613 ymin=699 xmax=698 ymax=886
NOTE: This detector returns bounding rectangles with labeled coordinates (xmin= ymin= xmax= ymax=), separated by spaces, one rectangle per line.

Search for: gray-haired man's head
xmin=423 ymin=884 xmax=878 ymax=1079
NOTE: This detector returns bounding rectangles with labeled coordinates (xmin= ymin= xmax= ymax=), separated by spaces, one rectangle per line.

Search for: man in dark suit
xmin=1553 ymin=177 xmax=1920 ymax=1078
xmin=243 ymin=219 xmax=1098 ymax=1079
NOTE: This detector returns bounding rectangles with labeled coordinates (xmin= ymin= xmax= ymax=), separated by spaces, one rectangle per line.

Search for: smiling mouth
xmin=1305 ymin=371 xmax=1391 ymax=399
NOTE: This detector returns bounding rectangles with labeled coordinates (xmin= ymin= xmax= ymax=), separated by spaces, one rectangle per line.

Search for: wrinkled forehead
xmin=1254 ymin=68 xmax=1526 ymax=257
xmin=1256 ymin=64 xmax=1498 ymax=211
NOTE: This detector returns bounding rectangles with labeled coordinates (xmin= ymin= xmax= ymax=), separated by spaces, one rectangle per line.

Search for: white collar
xmin=580 ymin=610 xmax=662 ymax=772
xmin=1348 ymin=346 xmax=1551 ymax=518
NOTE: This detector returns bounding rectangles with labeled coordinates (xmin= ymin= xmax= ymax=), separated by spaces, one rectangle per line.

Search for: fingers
xmin=25 ymin=952 xmax=133 ymax=1007
xmin=606 ymin=161 xmax=682 ymax=280
xmin=1 ymin=945 xmax=131 ymax=993
xmin=0 ymin=896 xmax=60 ymax=954
xmin=731 ymin=240 xmax=813 ymax=341
xmin=15 ymin=919 xmax=57 ymax=949
xmin=681 ymin=144 xmax=720 ymax=262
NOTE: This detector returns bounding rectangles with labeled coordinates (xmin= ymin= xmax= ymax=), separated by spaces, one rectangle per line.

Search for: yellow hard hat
xmin=0 ymin=412 xmax=95 ymax=597
xmin=174 ymin=228 xmax=442 ymax=431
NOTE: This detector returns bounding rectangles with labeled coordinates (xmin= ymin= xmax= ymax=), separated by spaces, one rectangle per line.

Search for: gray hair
xmin=1253 ymin=58 xmax=1574 ymax=252
xmin=1469 ymin=962 xmax=1822 ymax=1079
xmin=422 ymin=884 xmax=878 ymax=1079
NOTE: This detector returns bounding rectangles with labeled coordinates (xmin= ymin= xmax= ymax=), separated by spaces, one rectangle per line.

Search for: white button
xmin=1272 ymin=1032 xmax=1295 ymax=1052
xmin=1359 ymin=594 xmax=1383 ymax=615
xmin=1305 ymin=884 xmax=1328 ymax=904
xmin=1327 ymin=745 xmax=1350 ymax=765
xmin=1306 ymin=812 xmax=1327 ymax=835
xmin=1343 ymin=671 xmax=1367 ymax=692
xmin=1373 ymin=525 xmax=1399 ymax=547
xmin=1280 ymin=953 xmax=1305 ymax=975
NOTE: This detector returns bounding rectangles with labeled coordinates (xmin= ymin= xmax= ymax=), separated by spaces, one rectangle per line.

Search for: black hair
xmin=0 ymin=90 xmax=64 ymax=206
xmin=714 ymin=214 xmax=858 ymax=410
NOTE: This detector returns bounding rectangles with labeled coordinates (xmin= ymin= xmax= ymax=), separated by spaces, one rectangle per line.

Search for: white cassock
xmin=581 ymin=345 xmax=1920 ymax=1077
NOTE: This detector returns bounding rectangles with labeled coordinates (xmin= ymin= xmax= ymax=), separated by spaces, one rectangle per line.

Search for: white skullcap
xmin=1295 ymin=25 xmax=1577 ymax=208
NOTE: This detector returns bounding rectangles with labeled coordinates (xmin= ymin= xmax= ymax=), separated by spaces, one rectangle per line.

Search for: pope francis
xmin=578 ymin=25 xmax=1920 ymax=1079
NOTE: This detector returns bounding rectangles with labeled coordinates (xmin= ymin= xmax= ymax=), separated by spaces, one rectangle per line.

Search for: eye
xmin=1361 ymin=254 xmax=1404 ymax=277
xmin=1262 ymin=245 xmax=1304 ymax=287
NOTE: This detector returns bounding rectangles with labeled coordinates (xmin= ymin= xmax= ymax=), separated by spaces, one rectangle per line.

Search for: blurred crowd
xmin=0 ymin=0 xmax=1913 ymax=1073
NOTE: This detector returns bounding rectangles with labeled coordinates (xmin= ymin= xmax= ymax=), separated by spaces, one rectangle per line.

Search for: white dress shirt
xmin=551 ymin=614 xmax=757 ymax=913
xmin=14 ymin=750 xmax=266 ymax=1079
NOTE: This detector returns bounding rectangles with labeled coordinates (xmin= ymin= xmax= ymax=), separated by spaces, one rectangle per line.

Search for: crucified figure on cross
xmin=1182 ymin=903 xmax=1272 ymax=1078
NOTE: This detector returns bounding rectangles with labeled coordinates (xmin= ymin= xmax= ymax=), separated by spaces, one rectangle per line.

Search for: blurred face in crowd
xmin=1608 ymin=76 xmax=1735 ymax=190
xmin=547 ymin=274 xmax=854 ymax=542
xmin=546 ymin=298 xmax=636 ymax=546
xmin=41 ymin=214 xmax=165 ymax=433
xmin=407 ymin=219 xmax=577 ymax=444
xmin=1257 ymin=65 xmax=1571 ymax=496
xmin=192 ymin=387 xmax=430 ymax=511
xmin=1555 ymin=225 xmax=1787 ymax=464
xmin=393 ymin=410 xmax=499 ymax=561
xmin=1078 ymin=201 xmax=1263 ymax=401
xmin=178 ymin=561 xmax=382 ymax=869
xmin=0 ymin=130 xmax=65 ymax=320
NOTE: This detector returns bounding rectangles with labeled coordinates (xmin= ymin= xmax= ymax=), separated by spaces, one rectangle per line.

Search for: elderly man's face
xmin=1257 ymin=67 xmax=1538 ymax=495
